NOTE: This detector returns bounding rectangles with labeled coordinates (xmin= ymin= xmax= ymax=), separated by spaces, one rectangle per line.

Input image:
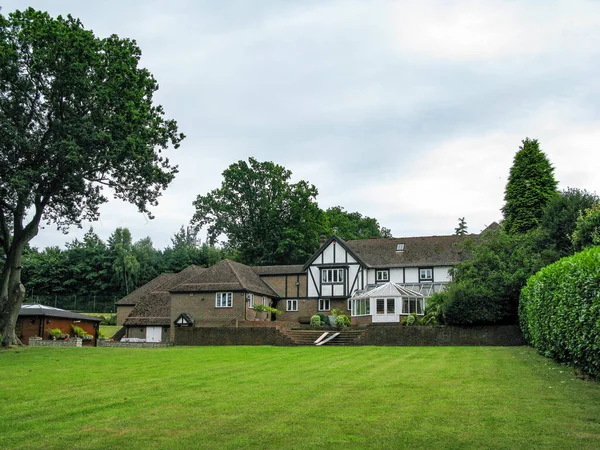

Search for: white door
xmin=146 ymin=327 xmax=162 ymax=343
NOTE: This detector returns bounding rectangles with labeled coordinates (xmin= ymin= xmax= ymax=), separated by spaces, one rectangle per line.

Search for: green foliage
xmin=401 ymin=314 xmax=418 ymax=326
xmin=443 ymin=226 xmax=557 ymax=324
xmin=520 ymin=246 xmax=600 ymax=379
xmin=192 ymin=158 xmax=327 ymax=265
xmin=48 ymin=328 xmax=62 ymax=338
xmin=252 ymin=304 xmax=268 ymax=313
xmin=70 ymin=325 xmax=90 ymax=338
xmin=265 ymin=306 xmax=282 ymax=316
xmin=323 ymin=206 xmax=392 ymax=240
xmin=331 ymin=308 xmax=343 ymax=317
xmin=454 ymin=217 xmax=468 ymax=236
xmin=316 ymin=312 xmax=328 ymax=325
xmin=310 ymin=315 xmax=322 ymax=327
xmin=99 ymin=314 xmax=116 ymax=326
xmin=572 ymin=204 xmax=600 ymax=252
xmin=335 ymin=314 xmax=351 ymax=327
xmin=0 ymin=8 xmax=183 ymax=345
xmin=422 ymin=292 xmax=447 ymax=325
xmin=502 ymin=138 xmax=558 ymax=234
xmin=539 ymin=188 xmax=599 ymax=257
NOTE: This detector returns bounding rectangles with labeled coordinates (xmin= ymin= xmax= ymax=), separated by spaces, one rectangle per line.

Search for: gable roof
xmin=115 ymin=273 xmax=176 ymax=306
xmin=345 ymin=235 xmax=471 ymax=268
xmin=302 ymin=235 xmax=366 ymax=271
xmin=170 ymin=259 xmax=279 ymax=298
xmin=19 ymin=304 xmax=102 ymax=322
xmin=123 ymin=265 xmax=206 ymax=327
xmin=350 ymin=282 xmax=424 ymax=300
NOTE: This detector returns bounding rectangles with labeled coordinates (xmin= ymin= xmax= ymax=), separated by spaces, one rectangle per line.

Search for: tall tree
xmin=454 ymin=217 xmax=468 ymax=236
xmin=192 ymin=158 xmax=326 ymax=265
xmin=132 ymin=237 xmax=163 ymax=286
xmin=0 ymin=9 xmax=184 ymax=346
xmin=571 ymin=203 xmax=600 ymax=251
xmin=108 ymin=228 xmax=139 ymax=295
xmin=323 ymin=206 xmax=392 ymax=241
xmin=502 ymin=138 xmax=558 ymax=234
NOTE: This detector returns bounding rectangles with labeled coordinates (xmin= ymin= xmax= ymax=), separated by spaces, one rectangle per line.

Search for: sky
xmin=4 ymin=0 xmax=600 ymax=250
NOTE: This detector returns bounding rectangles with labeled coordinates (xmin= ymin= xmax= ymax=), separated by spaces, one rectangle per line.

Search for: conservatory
xmin=350 ymin=282 xmax=425 ymax=323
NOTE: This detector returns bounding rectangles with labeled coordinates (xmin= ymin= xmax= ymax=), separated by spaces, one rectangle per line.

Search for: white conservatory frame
xmin=350 ymin=282 xmax=425 ymax=323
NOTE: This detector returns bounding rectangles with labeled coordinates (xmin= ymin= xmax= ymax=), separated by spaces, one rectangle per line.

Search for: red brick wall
xmin=19 ymin=315 xmax=98 ymax=346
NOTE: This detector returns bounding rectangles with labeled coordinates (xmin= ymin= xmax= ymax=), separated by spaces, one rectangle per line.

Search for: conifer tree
xmin=502 ymin=139 xmax=558 ymax=234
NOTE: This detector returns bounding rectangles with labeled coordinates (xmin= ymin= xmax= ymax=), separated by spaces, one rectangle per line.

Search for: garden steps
xmin=280 ymin=329 xmax=366 ymax=346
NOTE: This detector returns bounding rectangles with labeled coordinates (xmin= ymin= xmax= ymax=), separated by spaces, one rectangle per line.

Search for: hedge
xmin=519 ymin=246 xmax=600 ymax=379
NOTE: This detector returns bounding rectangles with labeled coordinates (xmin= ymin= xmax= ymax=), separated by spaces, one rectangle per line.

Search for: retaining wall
xmin=175 ymin=326 xmax=292 ymax=346
xmin=29 ymin=337 xmax=83 ymax=347
xmin=97 ymin=340 xmax=171 ymax=348
xmin=360 ymin=325 xmax=525 ymax=346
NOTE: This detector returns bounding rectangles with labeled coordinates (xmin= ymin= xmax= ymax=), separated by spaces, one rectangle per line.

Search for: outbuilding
xmin=17 ymin=304 xmax=101 ymax=346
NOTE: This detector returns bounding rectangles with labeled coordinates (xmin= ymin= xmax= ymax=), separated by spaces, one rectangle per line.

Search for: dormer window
xmin=174 ymin=313 xmax=194 ymax=327
xmin=396 ymin=243 xmax=404 ymax=252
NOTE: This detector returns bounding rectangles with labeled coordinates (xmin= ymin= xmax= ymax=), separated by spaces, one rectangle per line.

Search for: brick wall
xmin=98 ymin=341 xmax=171 ymax=348
xmin=261 ymin=274 xmax=308 ymax=298
xmin=360 ymin=325 xmax=525 ymax=346
xmin=175 ymin=326 xmax=293 ymax=346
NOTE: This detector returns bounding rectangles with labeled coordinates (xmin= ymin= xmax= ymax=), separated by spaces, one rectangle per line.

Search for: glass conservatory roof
xmin=351 ymin=282 xmax=423 ymax=300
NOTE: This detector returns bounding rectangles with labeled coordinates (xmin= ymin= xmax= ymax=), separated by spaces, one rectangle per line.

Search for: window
xmin=376 ymin=270 xmax=389 ymax=282
xmin=287 ymin=299 xmax=298 ymax=312
xmin=263 ymin=296 xmax=268 ymax=306
xmin=376 ymin=298 xmax=396 ymax=315
xmin=248 ymin=293 xmax=254 ymax=309
xmin=419 ymin=267 xmax=433 ymax=281
xmin=352 ymin=298 xmax=370 ymax=316
xmin=376 ymin=299 xmax=385 ymax=314
xmin=402 ymin=298 xmax=425 ymax=315
xmin=216 ymin=292 xmax=233 ymax=308
xmin=387 ymin=298 xmax=395 ymax=314
xmin=321 ymin=268 xmax=344 ymax=284
xmin=318 ymin=299 xmax=331 ymax=311
xmin=396 ymin=243 xmax=405 ymax=252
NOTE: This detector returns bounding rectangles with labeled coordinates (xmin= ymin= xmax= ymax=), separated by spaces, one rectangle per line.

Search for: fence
xmin=24 ymin=295 xmax=118 ymax=313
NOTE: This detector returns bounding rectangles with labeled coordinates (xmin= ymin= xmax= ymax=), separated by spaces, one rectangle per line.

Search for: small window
xmin=318 ymin=299 xmax=331 ymax=311
xmin=387 ymin=298 xmax=395 ymax=314
xmin=419 ymin=268 xmax=433 ymax=281
xmin=248 ymin=293 xmax=254 ymax=309
xmin=376 ymin=270 xmax=389 ymax=282
xmin=216 ymin=292 xmax=233 ymax=308
xmin=263 ymin=296 xmax=268 ymax=306
xmin=376 ymin=299 xmax=385 ymax=314
xmin=396 ymin=243 xmax=404 ymax=252
xmin=286 ymin=299 xmax=298 ymax=312
xmin=321 ymin=268 xmax=345 ymax=284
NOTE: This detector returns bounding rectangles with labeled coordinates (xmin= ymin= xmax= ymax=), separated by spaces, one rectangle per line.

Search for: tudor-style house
xmin=115 ymin=231 xmax=475 ymax=341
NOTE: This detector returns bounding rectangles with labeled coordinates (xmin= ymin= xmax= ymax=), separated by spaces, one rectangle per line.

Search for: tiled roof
xmin=19 ymin=304 xmax=102 ymax=322
xmin=115 ymin=273 xmax=176 ymax=306
xmin=123 ymin=265 xmax=206 ymax=327
xmin=252 ymin=265 xmax=305 ymax=275
xmin=345 ymin=234 xmax=472 ymax=268
xmin=170 ymin=260 xmax=279 ymax=298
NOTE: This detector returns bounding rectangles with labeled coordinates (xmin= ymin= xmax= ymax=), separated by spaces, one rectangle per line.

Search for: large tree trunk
xmin=0 ymin=241 xmax=27 ymax=347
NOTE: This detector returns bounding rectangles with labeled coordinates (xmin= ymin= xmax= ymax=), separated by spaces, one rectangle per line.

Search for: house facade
xmin=115 ymin=232 xmax=473 ymax=342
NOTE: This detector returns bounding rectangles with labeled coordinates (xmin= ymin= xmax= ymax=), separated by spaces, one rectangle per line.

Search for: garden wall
xmin=29 ymin=337 xmax=83 ymax=347
xmin=98 ymin=341 xmax=171 ymax=348
xmin=360 ymin=325 xmax=525 ymax=346
xmin=175 ymin=326 xmax=293 ymax=346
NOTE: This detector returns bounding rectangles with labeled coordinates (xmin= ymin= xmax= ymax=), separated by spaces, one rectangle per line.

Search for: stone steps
xmin=280 ymin=329 xmax=366 ymax=346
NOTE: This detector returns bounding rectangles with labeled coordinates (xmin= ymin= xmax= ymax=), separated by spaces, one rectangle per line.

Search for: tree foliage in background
xmin=571 ymin=203 xmax=600 ymax=252
xmin=454 ymin=217 xmax=468 ymax=236
xmin=108 ymin=228 xmax=139 ymax=295
xmin=192 ymin=158 xmax=327 ymax=265
xmin=0 ymin=8 xmax=184 ymax=345
xmin=539 ymin=188 xmax=599 ymax=257
xmin=502 ymin=138 xmax=558 ymax=234
xmin=323 ymin=206 xmax=392 ymax=241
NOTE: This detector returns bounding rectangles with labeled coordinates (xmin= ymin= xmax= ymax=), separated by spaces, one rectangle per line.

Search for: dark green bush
xmin=443 ymin=281 xmax=506 ymax=325
xmin=316 ymin=312 xmax=328 ymax=325
xmin=520 ymin=246 xmax=600 ymax=379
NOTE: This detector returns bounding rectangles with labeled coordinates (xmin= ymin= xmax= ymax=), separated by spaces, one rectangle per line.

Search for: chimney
xmin=319 ymin=235 xmax=327 ymax=246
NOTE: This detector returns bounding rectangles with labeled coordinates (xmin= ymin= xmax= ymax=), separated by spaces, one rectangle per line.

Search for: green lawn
xmin=1 ymin=346 xmax=599 ymax=449
xmin=99 ymin=325 xmax=121 ymax=338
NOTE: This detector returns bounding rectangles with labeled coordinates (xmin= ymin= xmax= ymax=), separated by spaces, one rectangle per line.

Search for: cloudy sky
xmin=5 ymin=0 xmax=600 ymax=249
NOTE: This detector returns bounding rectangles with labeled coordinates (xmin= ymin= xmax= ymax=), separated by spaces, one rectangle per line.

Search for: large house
xmin=116 ymin=231 xmax=477 ymax=342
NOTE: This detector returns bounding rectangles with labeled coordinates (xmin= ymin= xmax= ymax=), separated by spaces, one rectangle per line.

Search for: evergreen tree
xmin=502 ymin=138 xmax=558 ymax=234
xmin=454 ymin=217 xmax=468 ymax=236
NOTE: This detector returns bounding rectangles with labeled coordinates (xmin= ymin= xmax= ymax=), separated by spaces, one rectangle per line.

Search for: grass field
xmin=1 ymin=346 xmax=599 ymax=449
xmin=99 ymin=325 xmax=121 ymax=338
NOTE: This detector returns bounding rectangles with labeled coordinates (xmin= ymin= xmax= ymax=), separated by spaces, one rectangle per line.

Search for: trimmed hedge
xmin=519 ymin=246 xmax=600 ymax=378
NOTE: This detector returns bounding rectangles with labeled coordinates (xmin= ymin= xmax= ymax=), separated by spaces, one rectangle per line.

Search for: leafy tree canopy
xmin=571 ymin=203 xmax=600 ymax=251
xmin=323 ymin=206 xmax=392 ymax=241
xmin=502 ymin=138 xmax=558 ymax=234
xmin=0 ymin=8 xmax=184 ymax=346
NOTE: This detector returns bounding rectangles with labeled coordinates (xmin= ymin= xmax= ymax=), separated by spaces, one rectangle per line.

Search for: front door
xmin=146 ymin=326 xmax=162 ymax=343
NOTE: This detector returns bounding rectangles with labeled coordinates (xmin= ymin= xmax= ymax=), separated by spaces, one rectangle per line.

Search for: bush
xmin=520 ymin=246 xmax=600 ymax=379
xmin=48 ymin=328 xmax=62 ymax=339
xmin=316 ymin=312 xmax=328 ymax=324
xmin=401 ymin=313 xmax=419 ymax=326
xmin=335 ymin=314 xmax=350 ymax=327
xmin=71 ymin=325 xmax=90 ymax=338
xmin=422 ymin=292 xmax=448 ymax=325
xmin=310 ymin=315 xmax=322 ymax=327
xmin=100 ymin=314 xmax=116 ymax=326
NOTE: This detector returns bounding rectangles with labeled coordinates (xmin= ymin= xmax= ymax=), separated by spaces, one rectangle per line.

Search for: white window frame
xmin=351 ymin=298 xmax=370 ymax=316
xmin=248 ymin=293 xmax=254 ymax=309
xmin=216 ymin=292 xmax=233 ymax=308
xmin=419 ymin=267 xmax=433 ymax=281
xmin=376 ymin=270 xmax=389 ymax=282
xmin=321 ymin=268 xmax=345 ymax=284
xmin=286 ymin=299 xmax=298 ymax=312
xmin=262 ymin=296 xmax=268 ymax=306
xmin=318 ymin=299 xmax=331 ymax=311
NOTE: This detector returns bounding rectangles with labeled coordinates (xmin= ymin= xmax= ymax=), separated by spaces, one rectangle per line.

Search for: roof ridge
xmin=225 ymin=259 xmax=247 ymax=289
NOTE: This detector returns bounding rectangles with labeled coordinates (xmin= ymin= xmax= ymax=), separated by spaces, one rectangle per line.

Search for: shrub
xmin=316 ymin=312 xmax=328 ymax=324
xmin=422 ymin=292 xmax=448 ymax=325
xmin=71 ymin=325 xmax=90 ymax=338
xmin=331 ymin=308 xmax=343 ymax=317
xmin=310 ymin=315 xmax=322 ymax=327
xmin=402 ymin=314 xmax=419 ymax=326
xmin=443 ymin=281 xmax=506 ymax=325
xmin=48 ymin=328 xmax=62 ymax=339
xmin=100 ymin=314 xmax=116 ymax=326
xmin=265 ymin=306 xmax=282 ymax=316
xmin=252 ymin=304 xmax=268 ymax=312
xmin=335 ymin=314 xmax=350 ymax=327
xmin=520 ymin=245 xmax=600 ymax=379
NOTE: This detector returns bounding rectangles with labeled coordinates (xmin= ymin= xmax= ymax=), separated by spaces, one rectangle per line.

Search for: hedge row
xmin=519 ymin=246 xmax=600 ymax=378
